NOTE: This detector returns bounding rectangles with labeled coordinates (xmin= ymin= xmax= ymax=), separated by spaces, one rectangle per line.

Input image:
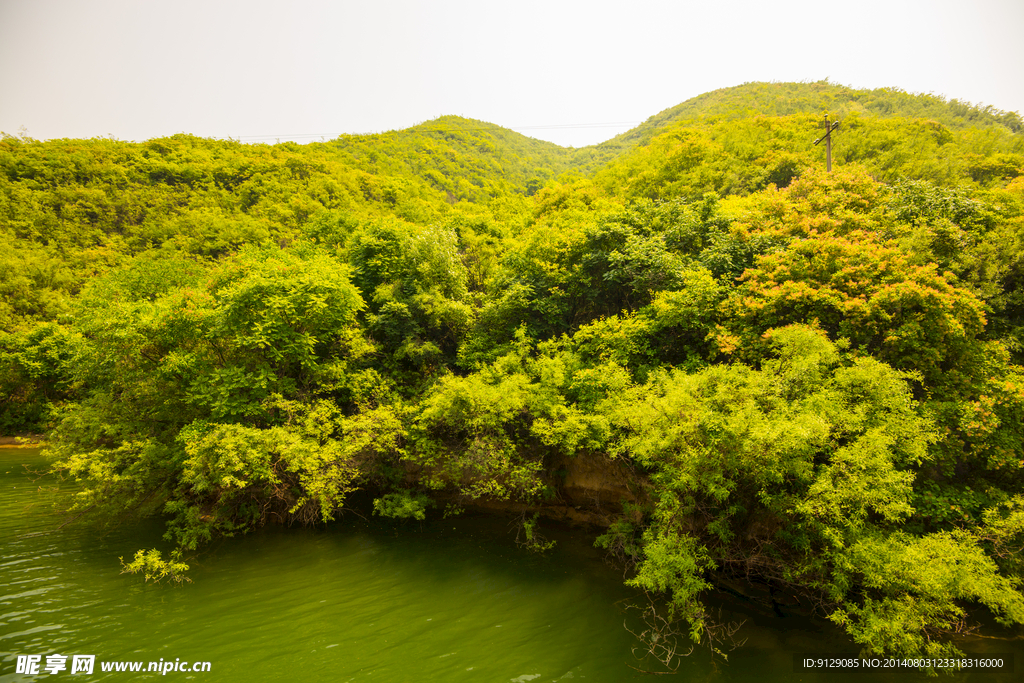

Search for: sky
xmin=1 ymin=0 xmax=1022 ymax=149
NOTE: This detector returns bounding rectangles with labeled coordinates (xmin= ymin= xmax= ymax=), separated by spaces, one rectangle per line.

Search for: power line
xmin=229 ymin=120 xmax=642 ymax=143
xmin=510 ymin=121 xmax=640 ymax=130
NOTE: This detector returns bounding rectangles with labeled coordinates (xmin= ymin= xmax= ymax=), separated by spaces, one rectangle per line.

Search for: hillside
xmin=327 ymin=116 xmax=577 ymax=201
xmin=569 ymin=80 xmax=1024 ymax=173
xmin=3 ymin=82 xmax=1024 ymax=664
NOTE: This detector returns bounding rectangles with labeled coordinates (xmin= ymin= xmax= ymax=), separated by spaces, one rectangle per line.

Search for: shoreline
xmin=0 ymin=435 xmax=45 ymax=449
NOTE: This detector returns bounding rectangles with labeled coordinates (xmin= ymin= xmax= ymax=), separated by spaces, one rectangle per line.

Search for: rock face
xmin=552 ymin=451 xmax=645 ymax=517
xmin=395 ymin=449 xmax=649 ymax=527
xmin=461 ymin=452 xmax=648 ymax=527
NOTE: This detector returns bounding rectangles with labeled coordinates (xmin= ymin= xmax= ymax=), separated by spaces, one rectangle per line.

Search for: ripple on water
xmin=5 ymin=451 xmax=1022 ymax=683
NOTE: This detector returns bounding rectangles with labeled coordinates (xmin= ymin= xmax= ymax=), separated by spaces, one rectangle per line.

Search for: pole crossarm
xmin=813 ymin=115 xmax=839 ymax=171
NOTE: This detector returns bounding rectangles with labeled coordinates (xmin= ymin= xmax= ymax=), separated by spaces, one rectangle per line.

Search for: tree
xmin=606 ymin=326 xmax=1024 ymax=657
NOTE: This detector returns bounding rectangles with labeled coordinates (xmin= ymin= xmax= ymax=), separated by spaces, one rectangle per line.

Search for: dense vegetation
xmin=4 ymin=81 xmax=1024 ymax=664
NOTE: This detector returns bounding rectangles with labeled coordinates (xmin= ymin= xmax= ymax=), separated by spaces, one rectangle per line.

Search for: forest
xmin=3 ymin=80 xmax=1024 ymax=663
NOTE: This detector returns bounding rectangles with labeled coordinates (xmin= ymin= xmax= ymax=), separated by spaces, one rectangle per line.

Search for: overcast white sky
xmin=1 ymin=0 xmax=1021 ymax=148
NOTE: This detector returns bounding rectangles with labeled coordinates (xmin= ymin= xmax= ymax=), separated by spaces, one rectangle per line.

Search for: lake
xmin=2 ymin=447 xmax=1019 ymax=681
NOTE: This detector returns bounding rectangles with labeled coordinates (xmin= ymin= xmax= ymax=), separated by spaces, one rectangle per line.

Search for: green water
xmin=2 ymin=448 xmax=1020 ymax=682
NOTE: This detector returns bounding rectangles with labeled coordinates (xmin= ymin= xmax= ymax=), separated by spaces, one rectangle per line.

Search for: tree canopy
xmin=4 ymin=80 xmax=1024 ymax=661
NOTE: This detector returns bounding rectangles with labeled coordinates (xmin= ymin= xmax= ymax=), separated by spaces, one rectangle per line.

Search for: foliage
xmin=120 ymin=548 xmax=191 ymax=584
xmin=373 ymin=489 xmax=431 ymax=521
xmin=46 ymin=244 xmax=370 ymax=552
xmin=514 ymin=512 xmax=556 ymax=553
xmin=412 ymin=332 xmax=613 ymax=500
xmin=4 ymin=83 xmax=1023 ymax=658
xmin=594 ymin=504 xmax=645 ymax=571
xmin=604 ymin=326 xmax=1021 ymax=655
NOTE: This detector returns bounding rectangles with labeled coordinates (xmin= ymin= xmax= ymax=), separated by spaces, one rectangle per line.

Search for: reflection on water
xmin=1 ymin=448 xmax=1020 ymax=682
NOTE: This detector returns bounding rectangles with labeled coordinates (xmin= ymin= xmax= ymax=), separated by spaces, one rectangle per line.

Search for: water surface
xmin=1 ymin=448 xmax=1019 ymax=681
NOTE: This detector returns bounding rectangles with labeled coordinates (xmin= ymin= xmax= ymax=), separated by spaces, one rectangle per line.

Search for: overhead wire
xmin=229 ymin=120 xmax=642 ymax=143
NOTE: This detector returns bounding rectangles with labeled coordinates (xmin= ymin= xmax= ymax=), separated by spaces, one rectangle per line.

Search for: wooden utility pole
xmin=814 ymin=115 xmax=840 ymax=172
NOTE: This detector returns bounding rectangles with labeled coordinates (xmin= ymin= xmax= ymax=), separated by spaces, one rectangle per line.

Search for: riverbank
xmin=0 ymin=434 xmax=45 ymax=448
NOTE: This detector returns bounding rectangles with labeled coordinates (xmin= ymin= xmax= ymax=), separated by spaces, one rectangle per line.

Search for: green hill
xmin=569 ymin=80 xmax=1023 ymax=173
xmin=4 ymin=82 xmax=1024 ymax=664
xmin=636 ymin=80 xmax=1022 ymax=132
xmin=327 ymin=115 xmax=576 ymax=201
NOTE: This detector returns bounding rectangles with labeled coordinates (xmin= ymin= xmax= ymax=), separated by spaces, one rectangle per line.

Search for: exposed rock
xmin=460 ymin=451 xmax=650 ymax=527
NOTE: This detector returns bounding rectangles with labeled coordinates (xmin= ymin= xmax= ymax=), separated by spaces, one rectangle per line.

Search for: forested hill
xmin=638 ymin=80 xmax=1023 ymax=133
xmin=570 ymin=80 xmax=1024 ymax=171
xmin=321 ymin=81 xmax=1024 ymax=190
xmin=3 ymin=81 xmax=1024 ymax=665
xmin=329 ymin=116 xmax=576 ymax=202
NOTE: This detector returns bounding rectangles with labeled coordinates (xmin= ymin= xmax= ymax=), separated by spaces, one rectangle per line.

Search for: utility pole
xmin=814 ymin=115 xmax=840 ymax=172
